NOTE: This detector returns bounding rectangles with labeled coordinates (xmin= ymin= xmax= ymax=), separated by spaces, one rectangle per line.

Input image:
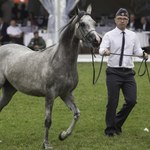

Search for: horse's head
xmin=74 ymin=11 xmax=101 ymax=49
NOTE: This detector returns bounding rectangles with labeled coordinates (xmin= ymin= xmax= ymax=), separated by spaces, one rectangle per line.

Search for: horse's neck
xmin=58 ymin=36 xmax=80 ymax=62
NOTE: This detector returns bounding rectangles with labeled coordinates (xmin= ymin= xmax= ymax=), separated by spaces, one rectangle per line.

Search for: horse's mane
xmin=59 ymin=11 xmax=88 ymax=45
xmin=59 ymin=16 xmax=77 ymax=44
xmin=60 ymin=16 xmax=76 ymax=34
xmin=39 ymin=43 xmax=56 ymax=52
xmin=42 ymin=11 xmax=89 ymax=51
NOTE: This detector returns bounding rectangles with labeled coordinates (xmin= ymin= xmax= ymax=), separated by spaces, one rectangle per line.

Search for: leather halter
xmin=77 ymin=12 xmax=96 ymax=45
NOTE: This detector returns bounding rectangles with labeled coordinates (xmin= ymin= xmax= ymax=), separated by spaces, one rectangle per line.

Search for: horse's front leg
xmin=59 ymin=93 xmax=80 ymax=140
xmin=43 ymin=94 xmax=54 ymax=150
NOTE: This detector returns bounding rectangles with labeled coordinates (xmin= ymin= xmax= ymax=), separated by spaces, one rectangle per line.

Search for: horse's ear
xmin=76 ymin=7 xmax=81 ymax=15
xmin=86 ymin=4 xmax=92 ymax=14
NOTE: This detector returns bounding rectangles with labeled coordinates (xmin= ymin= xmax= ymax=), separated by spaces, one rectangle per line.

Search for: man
xmin=28 ymin=31 xmax=46 ymax=51
xmin=0 ymin=17 xmax=9 ymax=45
xmin=139 ymin=16 xmax=150 ymax=31
xmin=99 ymin=8 xmax=148 ymax=137
xmin=7 ymin=19 xmax=23 ymax=45
xmin=128 ymin=14 xmax=140 ymax=31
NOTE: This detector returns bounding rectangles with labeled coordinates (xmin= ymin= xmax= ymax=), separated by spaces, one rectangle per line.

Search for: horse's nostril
xmin=94 ymin=39 xmax=98 ymax=43
xmin=92 ymin=38 xmax=100 ymax=48
xmin=94 ymin=39 xmax=99 ymax=44
xmin=94 ymin=36 xmax=101 ymax=44
xmin=87 ymin=33 xmax=101 ymax=48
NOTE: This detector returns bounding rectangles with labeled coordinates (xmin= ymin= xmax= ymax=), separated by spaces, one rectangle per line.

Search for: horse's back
xmin=0 ymin=44 xmax=49 ymax=96
xmin=0 ymin=43 xmax=49 ymax=66
xmin=0 ymin=44 xmax=35 ymax=73
xmin=0 ymin=44 xmax=33 ymax=57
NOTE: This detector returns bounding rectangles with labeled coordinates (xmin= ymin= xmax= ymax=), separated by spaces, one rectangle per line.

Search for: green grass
xmin=0 ymin=62 xmax=150 ymax=150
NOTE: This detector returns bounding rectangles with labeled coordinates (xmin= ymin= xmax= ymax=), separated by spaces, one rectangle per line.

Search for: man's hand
xmin=143 ymin=52 xmax=149 ymax=60
xmin=103 ymin=49 xmax=110 ymax=56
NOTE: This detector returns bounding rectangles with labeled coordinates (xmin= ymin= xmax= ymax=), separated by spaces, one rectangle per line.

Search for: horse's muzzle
xmin=88 ymin=32 xmax=101 ymax=48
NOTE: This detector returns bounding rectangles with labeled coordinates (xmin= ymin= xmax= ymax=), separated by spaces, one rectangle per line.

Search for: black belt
xmin=108 ymin=67 xmax=132 ymax=71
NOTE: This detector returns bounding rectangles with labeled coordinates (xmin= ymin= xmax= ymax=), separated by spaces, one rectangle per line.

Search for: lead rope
xmin=138 ymin=58 xmax=150 ymax=83
xmin=91 ymin=52 xmax=150 ymax=85
xmin=110 ymin=53 xmax=150 ymax=83
xmin=91 ymin=49 xmax=104 ymax=85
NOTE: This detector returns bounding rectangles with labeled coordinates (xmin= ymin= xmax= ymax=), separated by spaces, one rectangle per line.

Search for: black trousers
xmin=105 ymin=67 xmax=137 ymax=134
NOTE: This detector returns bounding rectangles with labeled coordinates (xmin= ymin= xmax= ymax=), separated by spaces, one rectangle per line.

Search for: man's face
xmin=10 ymin=20 xmax=16 ymax=27
xmin=130 ymin=14 xmax=135 ymax=22
xmin=115 ymin=16 xmax=129 ymax=30
xmin=34 ymin=33 xmax=39 ymax=39
xmin=141 ymin=17 xmax=146 ymax=24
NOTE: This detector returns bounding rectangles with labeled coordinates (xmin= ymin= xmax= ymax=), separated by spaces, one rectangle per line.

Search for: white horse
xmin=0 ymin=10 xmax=100 ymax=149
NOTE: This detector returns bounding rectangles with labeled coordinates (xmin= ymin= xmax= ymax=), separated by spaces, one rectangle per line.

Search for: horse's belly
xmin=12 ymin=82 xmax=46 ymax=97
xmin=20 ymin=87 xmax=46 ymax=97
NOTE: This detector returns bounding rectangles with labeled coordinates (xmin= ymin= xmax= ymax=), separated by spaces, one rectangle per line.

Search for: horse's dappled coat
xmin=0 ymin=11 xmax=100 ymax=149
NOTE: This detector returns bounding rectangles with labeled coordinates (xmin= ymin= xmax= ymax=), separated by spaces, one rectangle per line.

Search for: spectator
xmin=7 ymin=19 xmax=23 ymax=45
xmin=1 ymin=0 xmax=12 ymax=24
xmin=11 ymin=3 xmax=20 ymax=21
xmin=128 ymin=14 xmax=140 ymax=31
xmin=139 ymin=16 xmax=150 ymax=53
xmin=139 ymin=16 xmax=150 ymax=31
xmin=28 ymin=31 xmax=46 ymax=51
xmin=19 ymin=3 xmax=29 ymax=26
xmin=0 ymin=17 xmax=10 ymax=45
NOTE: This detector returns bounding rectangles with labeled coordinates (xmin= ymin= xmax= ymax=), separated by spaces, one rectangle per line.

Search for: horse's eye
xmin=80 ymin=22 xmax=85 ymax=27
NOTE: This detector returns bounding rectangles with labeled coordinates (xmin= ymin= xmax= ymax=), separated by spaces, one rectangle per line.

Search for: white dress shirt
xmin=99 ymin=27 xmax=143 ymax=68
xmin=7 ymin=25 xmax=22 ymax=36
xmin=142 ymin=24 xmax=146 ymax=31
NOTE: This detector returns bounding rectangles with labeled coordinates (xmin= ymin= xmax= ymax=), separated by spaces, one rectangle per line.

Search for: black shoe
xmin=116 ymin=127 xmax=122 ymax=135
xmin=105 ymin=132 xmax=115 ymax=137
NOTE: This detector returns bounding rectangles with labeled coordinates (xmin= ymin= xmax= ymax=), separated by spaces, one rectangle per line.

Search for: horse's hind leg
xmin=59 ymin=93 xmax=80 ymax=140
xmin=0 ymin=80 xmax=17 ymax=111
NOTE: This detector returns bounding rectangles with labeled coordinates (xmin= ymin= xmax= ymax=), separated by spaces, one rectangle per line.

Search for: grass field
xmin=0 ymin=62 xmax=150 ymax=150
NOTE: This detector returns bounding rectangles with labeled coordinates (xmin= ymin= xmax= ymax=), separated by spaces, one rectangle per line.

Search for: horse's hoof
xmin=43 ymin=143 xmax=53 ymax=150
xmin=59 ymin=131 xmax=67 ymax=141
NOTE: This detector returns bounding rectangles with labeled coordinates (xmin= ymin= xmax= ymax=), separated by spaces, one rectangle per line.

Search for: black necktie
xmin=119 ymin=31 xmax=125 ymax=66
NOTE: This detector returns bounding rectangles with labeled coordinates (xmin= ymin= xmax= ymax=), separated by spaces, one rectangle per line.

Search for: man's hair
xmin=34 ymin=31 xmax=38 ymax=35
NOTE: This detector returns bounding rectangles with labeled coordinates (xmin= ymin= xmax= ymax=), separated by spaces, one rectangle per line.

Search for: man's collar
xmin=115 ymin=27 xmax=127 ymax=34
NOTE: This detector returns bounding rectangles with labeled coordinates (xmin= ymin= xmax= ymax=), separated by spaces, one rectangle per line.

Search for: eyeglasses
xmin=116 ymin=17 xmax=129 ymax=21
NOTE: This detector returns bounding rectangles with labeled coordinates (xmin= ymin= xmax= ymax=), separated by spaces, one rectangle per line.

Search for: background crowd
xmin=0 ymin=1 xmax=47 ymax=50
xmin=0 ymin=1 xmax=150 ymax=51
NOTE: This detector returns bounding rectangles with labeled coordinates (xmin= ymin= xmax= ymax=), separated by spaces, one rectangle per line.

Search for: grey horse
xmin=0 ymin=10 xmax=101 ymax=149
